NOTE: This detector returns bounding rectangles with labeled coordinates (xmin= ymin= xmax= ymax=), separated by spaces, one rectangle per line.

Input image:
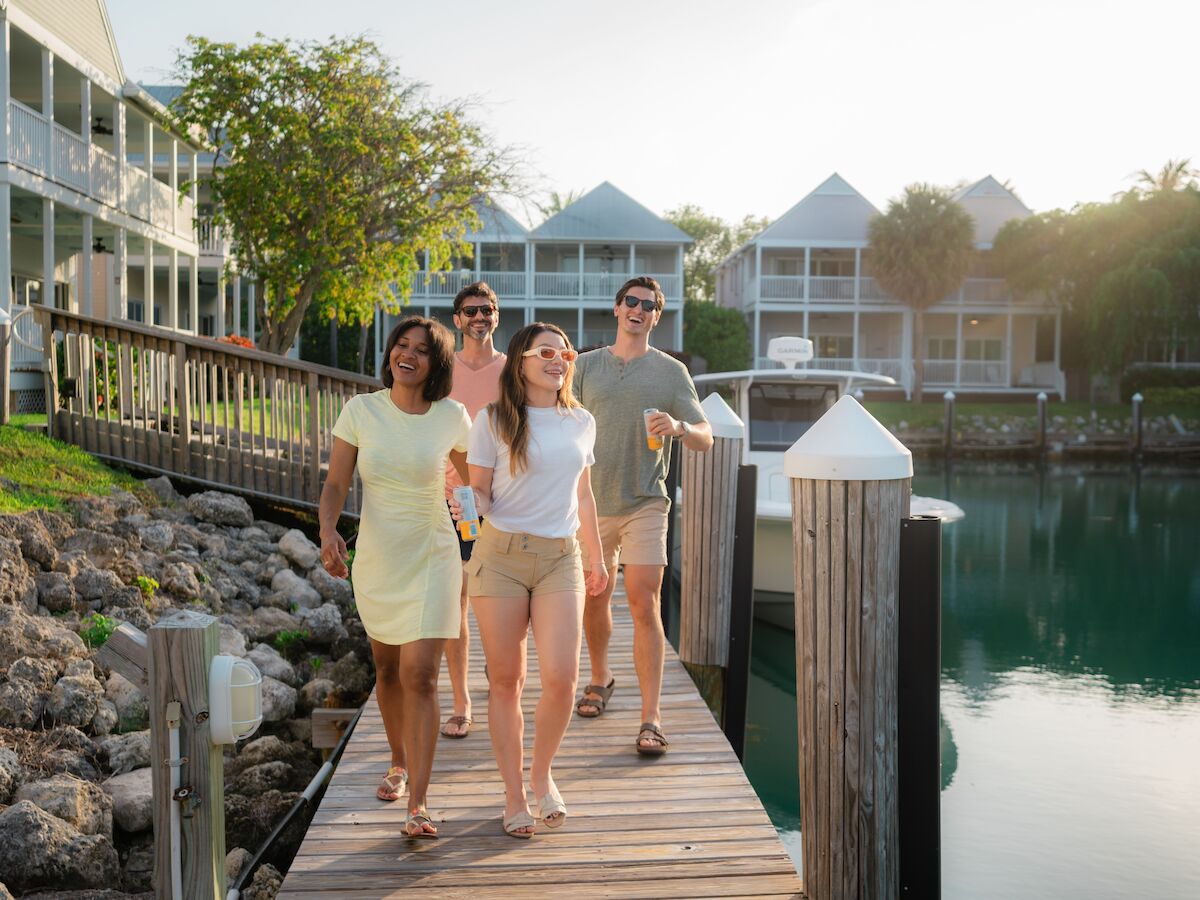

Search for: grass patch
xmin=0 ymin=424 xmax=151 ymax=514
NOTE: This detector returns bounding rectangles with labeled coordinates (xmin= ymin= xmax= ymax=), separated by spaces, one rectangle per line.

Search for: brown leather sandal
xmin=636 ymin=722 xmax=669 ymax=756
xmin=575 ymin=678 xmax=615 ymax=718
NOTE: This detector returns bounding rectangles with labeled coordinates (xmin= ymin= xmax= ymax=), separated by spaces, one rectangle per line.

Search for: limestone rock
xmin=186 ymin=491 xmax=253 ymax=527
xmin=90 ymin=698 xmax=119 ymax=736
xmin=160 ymin=561 xmax=202 ymax=601
xmin=137 ymin=521 xmax=175 ymax=554
xmin=260 ymin=675 xmax=297 ymax=723
xmin=72 ymin=565 xmax=125 ymax=603
xmin=0 ymin=747 xmax=23 ymax=803
xmin=327 ymin=651 xmax=374 ymax=700
xmin=0 ymin=535 xmax=38 ymax=612
xmin=307 ymin=565 xmax=354 ymax=608
xmin=62 ymin=529 xmax=128 ymax=569
xmin=9 ymin=655 xmax=60 ymax=689
xmin=241 ymin=526 xmax=270 ymax=543
xmin=295 ymin=604 xmax=346 ymax=645
xmin=226 ymin=846 xmax=253 ymax=883
xmin=298 ymin=678 xmax=335 ymax=714
xmin=47 ymin=674 xmax=105 ymax=729
xmin=35 ymin=570 xmax=78 ymax=613
xmin=0 ymin=678 xmax=46 ymax=728
xmin=270 ymin=568 xmax=322 ymax=609
xmin=246 ymin=643 xmax=299 ymax=687
xmin=0 ymin=605 xmax=88 ymax=670
xmin=0 ymin=512 xmax=59 ymax=570
xmin=241 ymin=862 xmax=283 ymax=900
xmin=143 ymin=475 xmax=182 ymax=504
xmin=244 ymin=607 xmax=302 ymax=643
xmin=0 ymin=801 xmax=120 ymax=893
xmin=15 ymin=774 xmax=113 ymax=838
xmin=104 ymin=672 xmax=149 ymax=733
xmin=228 ymin=760 xmax=294 ymax=795
xmin=219 ymin=622 xmax=248 ymax=657
xmin=278 ymin=529 xmax=320 ymax=571
xmin=99 ymin=731 xmax=151 ymax=776
xmin=101 ymin=767 xmax=153 ymax=833
xmin=121 ymin=836 xmax=155 ymax=892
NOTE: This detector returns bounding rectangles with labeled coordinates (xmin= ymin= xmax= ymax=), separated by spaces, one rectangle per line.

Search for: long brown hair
xmin=380 ymin=316 xmax=455 ymax=401
xmin=491 ymin=323 xmax=580 ymax=476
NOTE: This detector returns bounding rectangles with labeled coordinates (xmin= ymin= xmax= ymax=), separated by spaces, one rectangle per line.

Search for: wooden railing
xmin=35 ymin=308 xmax=375 ymax=517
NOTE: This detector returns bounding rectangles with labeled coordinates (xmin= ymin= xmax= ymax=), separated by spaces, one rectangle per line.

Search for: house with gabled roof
xmin=387 ymin=181 xmax=690 ymax=362
xmin=714 ymin=173 xmax=1064 ymax=398
xmin=2 ymin=0 xmax=206 ymax=412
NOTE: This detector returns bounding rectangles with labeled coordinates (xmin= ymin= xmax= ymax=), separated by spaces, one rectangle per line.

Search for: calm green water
xmin=740 ymin=462 xmax=1200 ymax=898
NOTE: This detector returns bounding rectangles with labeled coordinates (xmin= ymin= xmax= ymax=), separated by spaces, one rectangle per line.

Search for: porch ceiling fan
xmin=91 ymin=117 xmax=113 ymax=136
xmin=93 ymin=237 xmax=113 ymax=254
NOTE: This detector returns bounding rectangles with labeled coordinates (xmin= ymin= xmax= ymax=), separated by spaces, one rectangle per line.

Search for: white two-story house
xmin=1 ymin=0 xmax=204 ymax=413
xmin=378 ymin=181 xmax=691 ymax=367
xmin=715 ymin=173 xmax=1065 ymax=398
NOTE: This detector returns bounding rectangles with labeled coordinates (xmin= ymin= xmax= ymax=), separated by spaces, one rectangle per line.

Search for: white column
xmin=954 ymin=312 xmax=963 ymax=385
xmin=113 ymin=228 xmax=126 ymax=320
xmin=527 ymin=242 xmax=535 ymax=300
xmin=246 ymin=281 xmax=255 ymax=343
xmin=189 ymin=150 xmax=198 ymax=236
xmin=576 ymin=306 xmax=584 ymax=348
xmin=1005 ymin=312 xmax=1013 ymax=386
xmin=901 ymin=310 xmax=913 ymax=398
xmin=852 ymin=308 xmax=860 ymax=365
xmin=803 ymin=247 xmax=811 ymax=301
xmin=143 ymin=237 xmax=154 ymax=322
xmin=113 ymin=101 xmax=125 ymax=205
xmin=754 ymin=244 xmax=762 ymax=302
xmin=168 ymin=247 xmax=178 ymax=330
xmin=41 ymin=48 xmax=53 ymax=180
xmin=216 ymin=272 xmax=226 ymax=336
xmin=0 ymin=15 xmax=10 ymax=164
xmin=80 ymin=214 xmax=93 ymax=317
xmin=80 ymin=76 xmax=91 ymax=190
xmin=42 ymin=199 xmax=55 ymax=308
xmin=188 ymin=254 xmax=198 ymax=332
xmin=473 ymin=241 xmax=480 ymax=279
xmin=170 ymin=138 xmax=178 ymax=233
xmin=754 ymin=306 xmax=761 ymax=365
xmin=802 ymin=308 xmax=809 ymax=345
xmin=854 ymin=248 xmax=862 ymax=302
xmin=232 ymin=274 xmax=242 ymax=336
xmin=577 ymin=243 xmax=584 ymax=299
xmin=0 ymin=184 xmax=11 ymax=310
xmin=675 ymin=244 xmax=683 ymax=299
xmin=143 ymin=119 xmax=153 ymax=180
xmin=675 ymin=301 xmax=683 ymax=350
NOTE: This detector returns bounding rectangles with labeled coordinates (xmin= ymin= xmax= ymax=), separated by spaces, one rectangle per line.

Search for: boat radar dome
xmin=767 ymin=336 xmax=813 ymax=370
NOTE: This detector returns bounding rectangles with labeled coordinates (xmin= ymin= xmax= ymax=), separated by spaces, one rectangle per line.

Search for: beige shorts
xmin=580 ymin=499 xmax=669 ymax=571
xmin=464 ymin=522 xmax=584 ymax=598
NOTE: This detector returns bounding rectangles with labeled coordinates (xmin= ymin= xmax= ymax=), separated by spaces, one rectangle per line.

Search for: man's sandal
xmin=376 ymin=766 xmax=408 ymax=801
xmin=636 ymin=722 xmax=669 ymax=757
xmin=575 ymin=678 xmax=615 ymax=718
xmin=405 ymin=806 xmax=438 ymax=839
xmin=502 ymin=808 xmax=536 ymax=839
xmin=440 ymin=715 xmax=473 ymax=739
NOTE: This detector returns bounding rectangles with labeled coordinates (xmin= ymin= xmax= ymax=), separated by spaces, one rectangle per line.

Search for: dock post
xmin=1035 ymin=391 xmax=1047 ymax=455
xmin=898 ymin=515 xmax=942 ymax=898
xmin=147 ymin=610 xmax=227 ymax=900
xmin=678 ymin=393 xmax=745 ymax=719
xmin=1131 ymin=392 xmax=1143 ymax=458
xmin=786 ymin=395 xmax=913 ymax=900
xmin=661 ymin=440 xmax=679 ymax=637
xmin=724 ymin=462 xmax=758 ymax=760
xmin=942 ymin=390 xmax=955 ymax=458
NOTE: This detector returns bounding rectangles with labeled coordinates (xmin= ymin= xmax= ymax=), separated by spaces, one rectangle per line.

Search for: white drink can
xmin=453 ymin=486 xmax=480 ymax=541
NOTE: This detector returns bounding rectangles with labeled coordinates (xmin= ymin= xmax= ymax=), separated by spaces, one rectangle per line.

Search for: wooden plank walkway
xmin=279 ymin=580 xmax=805 ymax=899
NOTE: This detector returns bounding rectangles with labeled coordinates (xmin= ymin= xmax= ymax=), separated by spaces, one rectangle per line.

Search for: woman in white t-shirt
xmin=452 ymin=323 xmax=608 ymax=838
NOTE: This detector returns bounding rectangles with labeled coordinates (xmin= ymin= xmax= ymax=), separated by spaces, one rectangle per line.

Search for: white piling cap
xmin=700 ymin=392 xmax=744 ymax=440
xmin=785 ymin=395 xmax=913 ymax=481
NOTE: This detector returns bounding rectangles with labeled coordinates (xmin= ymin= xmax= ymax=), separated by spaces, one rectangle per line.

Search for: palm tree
xmin=535 ymin=189 xmax=584 ymax=219
xmin=1133 ymin=158 xmax=1198 ymax=194
xmin=867 ymin=184 xmax=976 ymax=403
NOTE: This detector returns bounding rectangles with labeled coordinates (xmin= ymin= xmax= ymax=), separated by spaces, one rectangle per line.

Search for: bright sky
xmin=106 ymin=0 xmax=1194 ymax=225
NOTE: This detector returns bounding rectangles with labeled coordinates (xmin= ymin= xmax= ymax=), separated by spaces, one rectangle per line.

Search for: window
xmin=771 ymin=258 xmax=802 ymax=276
xmin=127 ymin=301 xmax=145 ymax=323
xmin=964 ymin=338 xmax=1002 ymax=361
xmin=200 ymin=314 xmax=215 ymax=337
xmin=927 ymin=337 xmax=957 ymax=360
xmin=816 ymin=335 xmax=852 ymax=359
xmin=748 ymin=382 xmax=838 ymax=451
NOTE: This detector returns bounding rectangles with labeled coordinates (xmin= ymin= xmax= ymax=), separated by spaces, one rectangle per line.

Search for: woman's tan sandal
xmin=536 ymin=787 xmax=567 ymax=829
xmin=636 ymin=722 xmax=669 ymax=756
xmin=575 ymin=678 xmax=615 ymax=718
xmin=502 ymin=808 xmax=536 ymax=839
xmin=440 ymin=715 xmax=473 ymax=739
xmin=405 ymin=807 xmax=438 ymax=839
xmin=376 ymin=766 xmax=408 ymax=801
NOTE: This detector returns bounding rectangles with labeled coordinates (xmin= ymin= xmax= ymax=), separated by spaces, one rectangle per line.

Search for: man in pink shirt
xmin=441 ymin=281 xmax=506 ymax=738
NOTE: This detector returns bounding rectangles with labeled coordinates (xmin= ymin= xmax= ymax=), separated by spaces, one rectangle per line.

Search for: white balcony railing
xmin=961 ymin=279 xmax=1010 ymax=304
xmin=151 ymin=178 xmax=176 ymax=228
xmin=124 ymin=165 xmax=151 ymax=221
xmin=759 ymin=274 xmax=900 ymax=304
xmin=533 ymin=272 xmax=580 ymax=298
xmin=90 ymin=144 xmax=119 ymax=206
xmin=198 ymin=218 xmax=228 ymax=256
xmin=479 ymin=271 xmax=525 ymax=297
xmin=924 ymin=359 xmax=1010 ymax=386
xmin=809 ymin=276 xmax=856 ymax=301
xmin=52 ymin=123 xmax=89 ymax=192
xmin=8 ymin=306 xmax=43 ymax=370
xmin=760 ymin=275 xmax=805 ymax=299
xmin=9 ymin=100 xmax=49 ymax=174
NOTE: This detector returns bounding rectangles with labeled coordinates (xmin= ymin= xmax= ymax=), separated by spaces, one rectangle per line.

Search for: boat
xmin=690 ymin=337 xmax=963 ymax=627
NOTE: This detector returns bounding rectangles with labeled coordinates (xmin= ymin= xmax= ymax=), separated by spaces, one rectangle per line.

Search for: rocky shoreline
xmin=0 ymin=478 xmax=374 ymax=899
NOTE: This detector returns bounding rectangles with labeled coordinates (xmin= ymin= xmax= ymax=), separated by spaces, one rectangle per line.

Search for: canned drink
xmin=644 ymin=408 xmax=663 ymax=451
xmin=453 ymin=486 xmax=480 ymax=541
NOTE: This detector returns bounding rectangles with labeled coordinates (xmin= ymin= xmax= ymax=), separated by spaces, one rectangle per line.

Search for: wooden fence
xmin=35 ymin=308 xmax=375 ymax=516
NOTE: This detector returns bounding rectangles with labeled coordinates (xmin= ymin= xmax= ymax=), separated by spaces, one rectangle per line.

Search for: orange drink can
xmin=644 ymin=408 xmax=663 ymax=451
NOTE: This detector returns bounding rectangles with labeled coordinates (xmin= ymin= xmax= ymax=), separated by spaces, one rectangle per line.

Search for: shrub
xmin=273 ymin=628 xmax=310 ymax=661
xmin=80 ymin=613 xmax=118 ymax=648
xmin=1120 ymin=365 xmax=1200 ymax=401
xmin=683 ymin=299 xmax=751 ymax=374
xmin=135 ymin=575 xmax=159 ymax=603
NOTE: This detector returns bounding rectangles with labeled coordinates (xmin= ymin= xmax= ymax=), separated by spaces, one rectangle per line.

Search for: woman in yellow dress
xmin=319 ymin=316 xmax=471 ymax=839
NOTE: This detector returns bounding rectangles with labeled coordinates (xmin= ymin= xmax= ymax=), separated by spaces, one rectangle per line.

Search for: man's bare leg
xmin=622 ymin=563 xmax=666 ymax=749
xmin=577 ymin=568 xmax=618 ymax=715
xmin=440 ymin=572 xmax=472 ymax=737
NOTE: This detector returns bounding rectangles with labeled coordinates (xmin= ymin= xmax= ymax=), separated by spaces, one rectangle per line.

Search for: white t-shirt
xmin=468 ymin=405 xmax=596 ymax=539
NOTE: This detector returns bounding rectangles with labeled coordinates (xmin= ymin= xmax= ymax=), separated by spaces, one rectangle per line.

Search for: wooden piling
xmin=787 ymin=395 xmax=913 ymax=900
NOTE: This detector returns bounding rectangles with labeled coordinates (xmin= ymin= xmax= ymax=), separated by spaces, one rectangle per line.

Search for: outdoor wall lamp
xmin=208 ymin=656 xmax=264 ymax=744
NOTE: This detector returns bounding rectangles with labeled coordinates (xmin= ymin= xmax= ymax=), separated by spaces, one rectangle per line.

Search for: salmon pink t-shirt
xmin=445 ymin=352 xmax=505 ymax=496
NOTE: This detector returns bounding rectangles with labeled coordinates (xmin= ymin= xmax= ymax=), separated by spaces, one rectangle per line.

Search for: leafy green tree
xmin=682 ymin=299 xmax=751 ymax=373
xmin=171 ymin=35 xmax=514 ymax=354
xmin=1133 ymin=158 xmax=1198 ymax=195
xmin=867 ymin=184 xmax=975 ymax=403
xmin=665 ymin=205 xmax=769 ymax=305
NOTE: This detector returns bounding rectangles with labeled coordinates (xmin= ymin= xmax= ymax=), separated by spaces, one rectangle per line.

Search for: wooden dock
xmin=279 ymin=584 xmax=805 ymax=899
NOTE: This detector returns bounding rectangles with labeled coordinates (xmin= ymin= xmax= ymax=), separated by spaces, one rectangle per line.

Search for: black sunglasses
xmin=622 ymin=296 xmax=659 ymax=312
xmin=457 ymin=305 xmax=495 ymax=318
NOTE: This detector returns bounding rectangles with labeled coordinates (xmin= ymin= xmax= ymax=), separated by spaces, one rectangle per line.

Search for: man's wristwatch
xmin=676 ymin=420 xmax=691 ymax=438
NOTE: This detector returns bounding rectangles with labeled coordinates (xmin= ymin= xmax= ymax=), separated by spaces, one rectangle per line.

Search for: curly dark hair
xmin=380 ymin=316 xmax=455 ymax=401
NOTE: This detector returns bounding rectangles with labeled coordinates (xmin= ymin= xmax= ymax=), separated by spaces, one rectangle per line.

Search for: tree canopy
xmin=867 ymin=184 xmax=975 ymax=402
xmin=995 ymin=184 xmax=1200 ymax=374
xmin=664 ymin=205 xmax=769 ymax=305
xmin=171 ymin=35 xmax=514 ymax=354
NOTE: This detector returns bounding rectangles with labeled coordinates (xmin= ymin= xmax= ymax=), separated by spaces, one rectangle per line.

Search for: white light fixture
xmin=208 ymin=656 xmax=263 ymax=745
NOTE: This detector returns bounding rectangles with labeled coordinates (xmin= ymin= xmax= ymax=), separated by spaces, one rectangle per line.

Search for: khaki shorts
xmin=465 ymin=522 xmax=584 ymax=598
xmin=580 ymin=499 xmax=669 ymax=571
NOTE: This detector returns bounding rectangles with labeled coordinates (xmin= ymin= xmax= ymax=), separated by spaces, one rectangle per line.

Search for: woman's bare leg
xmin=397 ymin=638 xmax=447 ymax=833
xmin=529 ymin=589 xmax=584 ymax=819
xmin=368 ymin=638 xmax=407 ymax=771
